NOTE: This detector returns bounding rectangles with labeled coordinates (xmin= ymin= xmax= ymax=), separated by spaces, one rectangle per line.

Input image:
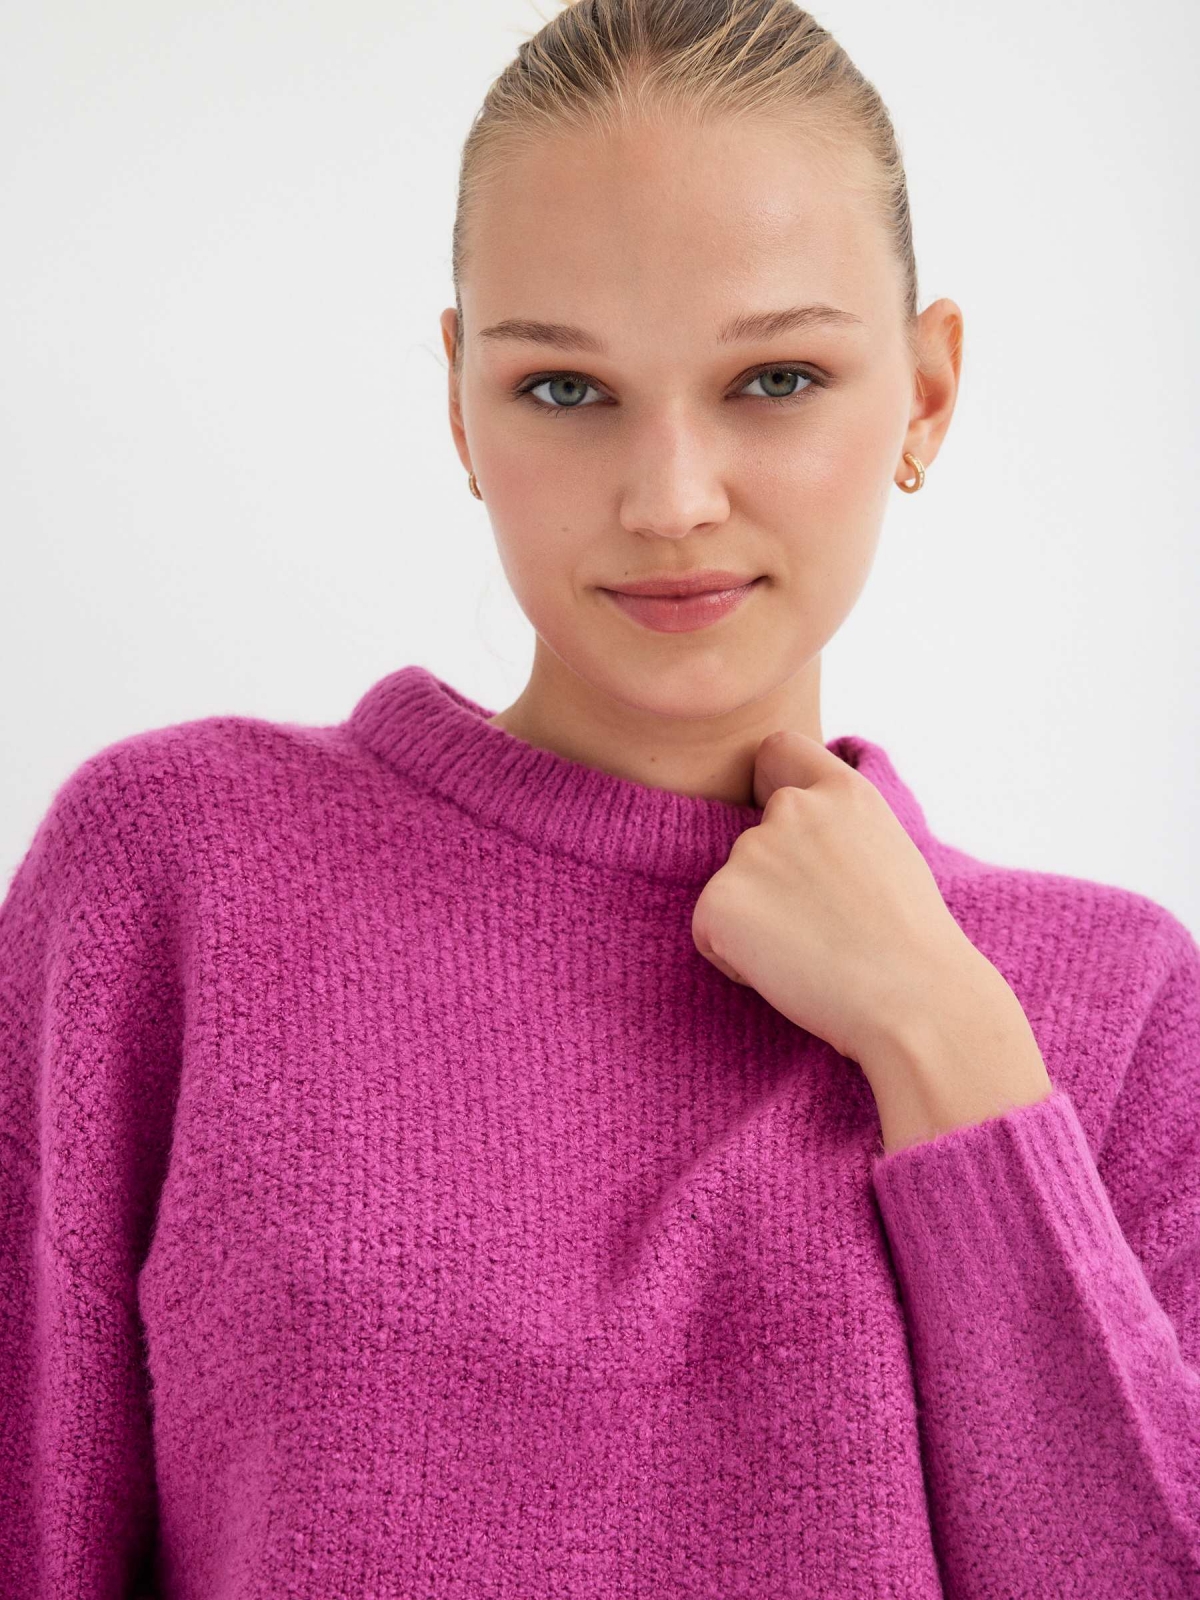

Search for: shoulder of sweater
xmin=936 ymin=835 xmax=1183 ymax=935
xmin=21 ymin=706 xmax=362 ymax=904
xmin=53 ymin=702 xmax=373 ymax=804
xmin=918 ymin=846 xmax=1196 ymax=1146
xmin=930 ymin=837 xmax=1193 ymax=1007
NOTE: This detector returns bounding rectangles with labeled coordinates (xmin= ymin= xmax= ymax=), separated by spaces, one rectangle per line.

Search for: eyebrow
xmin=476 ymin=303 xmax=865 ymax=355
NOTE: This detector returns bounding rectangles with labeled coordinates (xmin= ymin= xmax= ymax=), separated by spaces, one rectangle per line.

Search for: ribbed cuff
xmin=870 ymin=1088 xmax=1144 ymax=1320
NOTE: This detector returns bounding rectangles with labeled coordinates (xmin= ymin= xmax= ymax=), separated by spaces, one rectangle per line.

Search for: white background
xmin=2 ymin=0 xmax=1197 ymax=933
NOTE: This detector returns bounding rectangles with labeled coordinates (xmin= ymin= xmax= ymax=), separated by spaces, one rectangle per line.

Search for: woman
xmin=2 ymin=2 xmax=1198 ymax=1595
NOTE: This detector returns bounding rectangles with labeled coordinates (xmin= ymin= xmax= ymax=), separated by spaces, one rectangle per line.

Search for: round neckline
xmin=343 ymin=663 xmax=935 ymax=886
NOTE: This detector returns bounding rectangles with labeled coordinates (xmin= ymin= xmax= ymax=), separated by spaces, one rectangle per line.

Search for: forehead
xmin=463 ymin=117 xmax=892 ymax=333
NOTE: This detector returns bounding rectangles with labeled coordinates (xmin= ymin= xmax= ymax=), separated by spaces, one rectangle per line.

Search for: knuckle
xmin=763 ymin=784 xmax=806 ymax=821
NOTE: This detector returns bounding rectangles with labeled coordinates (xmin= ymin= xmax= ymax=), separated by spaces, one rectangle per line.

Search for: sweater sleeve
xmin=0 ymin=747 xmax=181 ymax=1599
xmin=870 ymin=914 xmax=1200 ymax=1600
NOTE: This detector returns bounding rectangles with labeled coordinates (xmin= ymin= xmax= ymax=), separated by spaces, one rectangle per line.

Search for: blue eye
xmin=520 ymin=374 xmax=600 ymax=413
xmin=742 ymin=367 xmax=817 ymax=404
xmin=514 ymin=365 xmax=824 ymax=417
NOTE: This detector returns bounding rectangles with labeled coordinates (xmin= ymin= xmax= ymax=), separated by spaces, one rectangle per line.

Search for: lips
xmin=602 ymin=577 xmax=763 ymax=634
xmin=604 ymin=570 xmax=759 ymax=599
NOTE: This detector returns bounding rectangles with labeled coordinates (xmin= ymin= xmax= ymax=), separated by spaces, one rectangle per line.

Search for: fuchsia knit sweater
xmin=1 ymin=662 xmax=1199 ymax=1599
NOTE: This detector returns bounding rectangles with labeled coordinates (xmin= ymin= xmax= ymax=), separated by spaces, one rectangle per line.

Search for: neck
xmin=485 ymin=640 xmax=824 ymax=809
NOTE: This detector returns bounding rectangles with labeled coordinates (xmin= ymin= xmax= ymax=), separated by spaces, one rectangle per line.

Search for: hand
xmin=691 ymin=729 xmax=996 ymax=1072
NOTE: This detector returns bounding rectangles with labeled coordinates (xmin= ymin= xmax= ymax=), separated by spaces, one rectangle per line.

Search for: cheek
xmin=478 ymin=449 xmax=602 ymax=562
xmin=472 ymin=441 xmax=559 ymax=505
xmin=747 ymin=390 xmax=898 ymax=505
xmin=488 ymin=508 xmax=587 ymax=603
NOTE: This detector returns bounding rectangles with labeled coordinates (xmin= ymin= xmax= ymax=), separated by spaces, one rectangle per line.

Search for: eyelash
xmin=512 ymin=364 xmax=827 ymax=417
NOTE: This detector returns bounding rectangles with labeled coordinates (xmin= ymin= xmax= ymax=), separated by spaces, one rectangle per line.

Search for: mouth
xmin=599 ymin=576 xmax=765 ymax=634
xmin=603 ymin=569 xmax=760 ymax=598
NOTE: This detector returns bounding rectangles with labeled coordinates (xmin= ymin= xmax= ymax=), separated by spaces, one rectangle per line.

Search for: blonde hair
xmin=449 ymin=0 xmax=921 ymax=376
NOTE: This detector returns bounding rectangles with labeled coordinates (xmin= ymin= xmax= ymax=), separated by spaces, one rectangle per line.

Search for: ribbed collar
xmin=343 ymin=664 xmax=938 ymax=887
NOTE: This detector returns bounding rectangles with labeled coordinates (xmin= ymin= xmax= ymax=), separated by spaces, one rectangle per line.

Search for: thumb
xmin=752 ymin=729 xmax=832 ymax=810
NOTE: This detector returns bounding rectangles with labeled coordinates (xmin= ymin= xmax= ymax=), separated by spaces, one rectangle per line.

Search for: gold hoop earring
xmin=467 ymin=470 xmax=482 ymax=500
xmin=897 ymin=453 xmax=925 ymax=493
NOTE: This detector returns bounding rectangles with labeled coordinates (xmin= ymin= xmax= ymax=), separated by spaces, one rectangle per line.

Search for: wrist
xmin=859 ymin=956 xmax=1054 ymax=1153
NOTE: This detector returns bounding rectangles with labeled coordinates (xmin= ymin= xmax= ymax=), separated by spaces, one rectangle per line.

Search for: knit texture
xmin=1 ymin=662 xmax=1198 ymax=1599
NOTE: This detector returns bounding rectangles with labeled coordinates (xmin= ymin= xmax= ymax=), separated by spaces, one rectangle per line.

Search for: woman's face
xmin=441 ymin=114 xmax=960 ymax=743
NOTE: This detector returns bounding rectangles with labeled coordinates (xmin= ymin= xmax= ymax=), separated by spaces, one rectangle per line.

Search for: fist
xmin=690 ymin=729 xmax=986 ymax=1067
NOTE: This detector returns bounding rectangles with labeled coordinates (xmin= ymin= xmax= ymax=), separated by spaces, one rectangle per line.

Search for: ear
xmin=439 ymin=306 xmax=459 ymax=366
xmin=439 ymin=308 xmax=469 ymax=467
